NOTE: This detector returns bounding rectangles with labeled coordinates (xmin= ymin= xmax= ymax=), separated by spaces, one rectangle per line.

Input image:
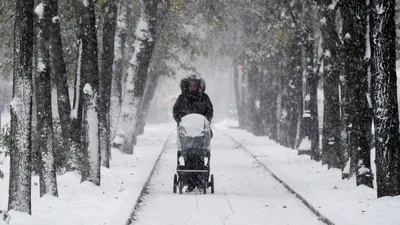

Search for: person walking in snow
xmin=173 ymin=74 xmax=214 ymax=192
xmin=173 ymin=75 xmax=213 ymax=124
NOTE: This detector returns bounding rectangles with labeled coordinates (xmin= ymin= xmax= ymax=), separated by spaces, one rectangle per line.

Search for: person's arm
xmin=173 ymin=95 xmax=184 ymax=123
xmin=204 ymin=94 xmax=214 ymax=123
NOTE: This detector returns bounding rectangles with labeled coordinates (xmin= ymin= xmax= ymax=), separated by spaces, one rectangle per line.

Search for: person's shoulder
xmin=202 ymin=93 xmax=211 ymax=99
xmin=175 ymin=94 xmax=186 ymax=102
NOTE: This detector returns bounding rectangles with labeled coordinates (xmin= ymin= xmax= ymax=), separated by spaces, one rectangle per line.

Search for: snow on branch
xmin=83 ymin=83 xmax=93 ymax=96
xmin=129 ymin=16 xmax=151 ymax=66
xmin=328 ymin=0 xmax=340 ymax=10
xmin=35 ymin=3 xmax=45 ymax=19
xmin=9 ymin=97 xmax=23 ymax=119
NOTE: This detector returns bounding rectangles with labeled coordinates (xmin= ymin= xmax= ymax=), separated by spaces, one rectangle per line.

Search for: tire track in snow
xmin=126 ymin=132 xmax=174 ymax=225
xmin=219 ymin=129 xmax=335 ymax=225
xmin=132 ymin=130 xmax=326 ymax=225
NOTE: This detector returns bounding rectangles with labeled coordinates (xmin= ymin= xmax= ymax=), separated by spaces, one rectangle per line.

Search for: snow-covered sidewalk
xmin=0 ymin=123 xmax=172 ymax=225
xmin=216 ymin=121 xmax=400 ymax=225
xmin=133 ymin=130 xmax=325 ymax=225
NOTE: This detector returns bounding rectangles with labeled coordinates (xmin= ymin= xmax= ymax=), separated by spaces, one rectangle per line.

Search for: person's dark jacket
xmin=173 ymin=75 xmax=214 ymax=123
xmin=173 ymin=93 xmax=213 ymax=123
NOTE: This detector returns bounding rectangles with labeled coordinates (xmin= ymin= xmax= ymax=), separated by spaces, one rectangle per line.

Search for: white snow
xmin=83 ymin=83 xmax=93 ymax=96
xmin=376 ymin=4 xmax=385 ymax=15
xmin=129 ymin=39 xmax=143 ymax=66
xmin=37 ymin=58 xmax=45 ymax=72
xmin=297 ymin=138 xmax=311 ymax=150
xmin=129 ymin=15 xmax=151 ymax=66
xmin=52 ymin=16 xmax=59 ymax=24
xmin=324 ymin=50 xmax=331 ymax=58
xmin=320 ymin=17 xmax=327 ymax=25
xmin=135 ymin=16 xmax=150 ymax=40
xmin=83 ymin=0 xmax=89 ymax=7
xmin=34 ymin=3 xmax=45 ymax=20
xmin=215 ymin=120 xmax=400 ymax=225
xmin=328 ymin=0 xmax=339 ymax=10
xmin=9 ymin=97 xmax=22 ymax=113
xmin=0 ymin=124 xmax=172 ymax=225
xmin=133 ymin=130 xmax=325 ymax=225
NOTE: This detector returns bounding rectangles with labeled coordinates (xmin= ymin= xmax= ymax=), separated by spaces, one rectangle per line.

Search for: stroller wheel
xmin=179 ymin=180 xmax=183 ymax=194
xmin=202 ymin=180 xmax=207 ymax=194
xmin=173 ymin=174 xmax=178 ymax=193
xmin=210 ymin=174 xmax=214 ymax=194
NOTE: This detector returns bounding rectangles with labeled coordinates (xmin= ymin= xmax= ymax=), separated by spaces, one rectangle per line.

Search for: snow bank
xmin=0 ymin=124 xmax=173 ymax=225
xmin=216 ymin=120 xmax=400 ymax=225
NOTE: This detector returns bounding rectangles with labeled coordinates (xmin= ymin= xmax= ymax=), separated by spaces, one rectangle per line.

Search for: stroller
xmin=173 ymin=113 xmax=215 ymax=194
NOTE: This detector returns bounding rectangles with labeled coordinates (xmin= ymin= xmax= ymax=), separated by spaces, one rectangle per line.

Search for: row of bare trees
xmin=6 ymin=0 xmax=175 ymax=215
xmin=216 ymin=0 xmax=399 ymax=198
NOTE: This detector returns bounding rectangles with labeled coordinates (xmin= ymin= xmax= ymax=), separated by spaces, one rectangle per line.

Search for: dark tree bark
xmin=99 ymin=0 xmax=118 ymax=168
xmin=70 ymin=2 xmax=85 ymax=173
xmin=48 ymin=0 xmax=74 ymax=171
xmin=342 ymin=0 xmax=373 ymax=187
xmin=287 ymin=39 xmax=302 ymax=149
xmin=35 ymin=1 xmax=59 ymax=197
xmin=76 ymin=0 xmax=100 ymax=185
xmin=318 ymin=0 xmax=344 ymax=169
xmin=308 ymin=70 xmax=320 ymax=161
xmin=247 ymin=62 xmax=263 ymax=136
xmin=8 ymin=0 xmax=34 ymax=214
xmin=370 ymin=0 xmax=400 ymax=197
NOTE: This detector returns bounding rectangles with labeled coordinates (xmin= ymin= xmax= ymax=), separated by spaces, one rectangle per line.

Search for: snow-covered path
xmin=132 ymin=131 xmax=325 ymax=225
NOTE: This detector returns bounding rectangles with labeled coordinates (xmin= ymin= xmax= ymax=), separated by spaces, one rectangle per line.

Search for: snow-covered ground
xmin=132 ymin=129 xmax=325 ymax=225
xmin=0 ymin=122 xmax=173 ymax=225
xmin=1 ymin=115 xmax=400 ymax=225
xmin=216 ymin=120 xmax=400 ymax=225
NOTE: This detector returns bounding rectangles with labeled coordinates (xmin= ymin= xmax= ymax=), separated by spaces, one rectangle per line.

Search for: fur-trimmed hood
xmin=180 ymin=74 xmax=206 ymax=94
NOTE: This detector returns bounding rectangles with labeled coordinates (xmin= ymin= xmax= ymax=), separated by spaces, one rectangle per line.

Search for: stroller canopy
xmin=179 ymin=114 xmax=210 ymax=137
xmin=178 ymin=114 xmax=211 ymax=152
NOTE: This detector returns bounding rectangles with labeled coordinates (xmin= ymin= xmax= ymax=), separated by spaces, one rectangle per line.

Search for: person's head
xmin=180 ymin=74 xmax=206 ymax=95
xmin=188 ymin=81 xmax=198 ymax=93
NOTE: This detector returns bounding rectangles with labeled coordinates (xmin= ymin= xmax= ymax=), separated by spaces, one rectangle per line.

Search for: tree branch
xmin=0 ymin=12 xmax=15 ymax=23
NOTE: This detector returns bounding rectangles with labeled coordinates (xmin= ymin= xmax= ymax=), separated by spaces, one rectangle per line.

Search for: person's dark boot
xmin=186 ymin=185 xmax=195 ymax=192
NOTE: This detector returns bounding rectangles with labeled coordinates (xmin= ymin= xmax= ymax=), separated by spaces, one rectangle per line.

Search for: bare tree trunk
xmin=370 ymin=0 xmax=400 ymax=197
xmin=318 ymin=1 xmax=344 ymax=169
xmin=8 ymin=0 xmax=34 ymax=214
xmin=49 ymin=0 xmax=73 ymax=171
xmin=71 ymin=3 xmax=85 ymax=173
xmin=113 ymin=0 xmax=160 ymax=154
xmin=342 ymin=0 xmax=373 ymax=187
xmin=99 ymin=0 xmax=118 ymax=168
xmin=233 ymin=57 xmax=245 ymax=128
xmin=35 ymin=1 xmax=58 ymax=197
xmin=76 ymin=0 xmax=101 ymax=185
xmin=110 ymin=0 xmax=132 ymax=141
xmin=137 ymin=71 xmax=159 ymax=135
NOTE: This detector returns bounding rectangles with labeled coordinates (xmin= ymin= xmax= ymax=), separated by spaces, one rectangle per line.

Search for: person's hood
xmin=180 ymin=74 xmax=206 ymax=94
